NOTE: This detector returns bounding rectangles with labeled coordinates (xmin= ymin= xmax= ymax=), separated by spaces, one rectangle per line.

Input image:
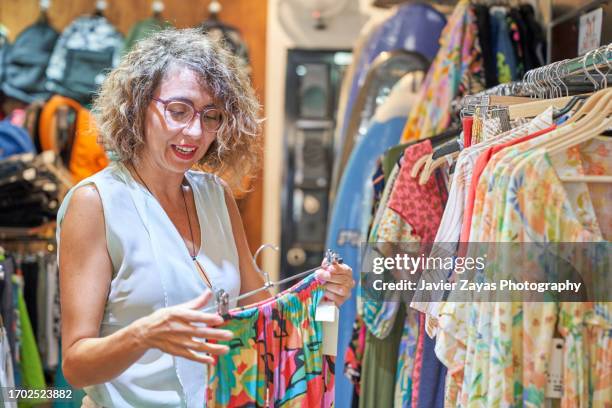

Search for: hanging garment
xmin=439 ymin=126 xmax=611 ymax=407
xmin=207 ymin=274 xmax=334 ymax=407
xmin=16 ymin=277 xmax=47 ymax=407
xmin=344 ymin=314 xmax=367 ymax=394
xmin=387 ymin=141 xmax=448 ymax=407
xmin=335 ymin=3 xmax=446 ymax=159
xmin=506 ymin=11 xmax=524 ymax=78
xmin=489 ymin=7 xmax=518 ymax=83
xmin=460 ymin=123 xmax=557 ymax=242
xmin=0 ymin=326 xmax=17 ymax=408
xmin=56 ymin=161 xmax=240 ymax=408
xmin=401 ymin=0 xmax=485 ymax=142
xmin=483 ymin=141 xmax=610 ymax=407
xmin=0 ymin=257 xmax=16 ymax=371
xmin=358 ymin=303 xmax=406 ymax=408
xmin=411 ymin=108 xmax=554 ymax=319
xmin=360 ymin=140 xmax=448 ymax=407
xmin=519 ymin=4 xmax=546 ymax=68
xmin=509 ymin=8 xmax=536 ymax=72
xmin=326 ymin=73 xmax=425 ymax=406
xmin=416 ymin=325 xmax=447 ymax=408
xmin=333 ymin=9 xmax=393 ymax=160
xmin=474 ymin=5 xmax=497 ymax=88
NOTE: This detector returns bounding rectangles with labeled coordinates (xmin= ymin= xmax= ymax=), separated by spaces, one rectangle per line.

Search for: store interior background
xmin=0 ymin=0 xmax=610 ymax=280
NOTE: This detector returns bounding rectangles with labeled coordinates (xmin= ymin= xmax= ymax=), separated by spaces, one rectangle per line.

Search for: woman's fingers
xmin=167 ymin=336 xmax=230 ymax=355
xmin=166 ymin=344 xmax=216 ymax=365
xmin=191 ymin=327 xmax=233 ymax=341
xmin=316 ymin=267 xmax=354 ymax=286
xmin=172 ymin=309 xmax=225 ymax=326
xmin=164 ymin=321 xmax=233 ymax=341
xmin=324 ymin=282 xmax=350 ymax=298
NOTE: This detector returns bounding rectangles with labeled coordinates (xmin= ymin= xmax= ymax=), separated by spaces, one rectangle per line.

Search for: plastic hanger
xmin=547 ymin=89 xmax=611 ymax=155
xmin=532 ymin=88 xmax=611 ymax=154
xmin=534 ymin=56 xmax=612 ymax=152
xmin=550 ymin=90 xmax=612 ymax=183
xmin=418 ymin=150 xmax=459 ymax=185
xmin=410 ymin=153 xmax=431 ymax=178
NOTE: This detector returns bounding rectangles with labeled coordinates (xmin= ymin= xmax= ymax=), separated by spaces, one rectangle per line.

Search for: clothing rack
xmin=465 ymin=43 xmax=612 ymax=99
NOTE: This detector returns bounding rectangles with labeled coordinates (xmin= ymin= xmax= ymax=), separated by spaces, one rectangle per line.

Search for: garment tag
xmin=316 ymin=301 xmax=338 ymax=356
xmin=546 ymin=338 xmax=564 ymax=399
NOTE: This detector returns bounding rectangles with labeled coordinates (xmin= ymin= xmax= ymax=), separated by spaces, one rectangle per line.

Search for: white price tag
xmin=578 ymin=8 xmax=602 ymax=55
xmin=546 ymin=338 xmax=564 ymax=399
xmin=315 ymin=301 xmax=338 ymax=356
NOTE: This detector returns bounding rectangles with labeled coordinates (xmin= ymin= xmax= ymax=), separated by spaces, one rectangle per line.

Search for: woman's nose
xmin=182 ymin=115 xmax=203 ymax=138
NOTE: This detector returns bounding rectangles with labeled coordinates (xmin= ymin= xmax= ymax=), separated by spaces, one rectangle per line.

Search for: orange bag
xmin=39 ymin=95 xmax=109 ymax=182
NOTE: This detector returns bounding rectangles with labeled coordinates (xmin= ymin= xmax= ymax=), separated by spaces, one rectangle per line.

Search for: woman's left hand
xmin=315 ymin=260 xmax=355 ymax=306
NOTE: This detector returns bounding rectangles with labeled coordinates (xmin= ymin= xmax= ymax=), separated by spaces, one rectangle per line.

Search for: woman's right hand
xmin=134 ymin=290 xmax=233 ymax=365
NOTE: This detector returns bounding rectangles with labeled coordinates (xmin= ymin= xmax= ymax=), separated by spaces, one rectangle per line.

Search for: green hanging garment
xmin=16 ymin=277 xmax=46 ymax=407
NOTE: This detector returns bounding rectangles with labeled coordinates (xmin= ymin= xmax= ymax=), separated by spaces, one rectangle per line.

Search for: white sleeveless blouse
xmin=56 ymin=161 xmax=241 ymax=407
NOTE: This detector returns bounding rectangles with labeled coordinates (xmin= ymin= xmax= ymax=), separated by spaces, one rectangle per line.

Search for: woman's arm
xmin=60 ymin=185 xmax=232 ymax=388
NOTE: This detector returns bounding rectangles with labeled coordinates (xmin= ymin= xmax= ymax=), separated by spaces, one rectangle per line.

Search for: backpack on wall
xmin=39 ymin=95 xmax=108 ymax=182
xmin=2 ymin=21 xmax=59 ymax=103
xmin=45 ymin=15 xmax=123 ymax=106
xmin=0 ymin=24 xmax=9 ymax=86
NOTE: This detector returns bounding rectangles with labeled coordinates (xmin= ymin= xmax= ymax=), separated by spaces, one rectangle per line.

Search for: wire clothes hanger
xmin=204 ymin=246 xmax=343 ymax=314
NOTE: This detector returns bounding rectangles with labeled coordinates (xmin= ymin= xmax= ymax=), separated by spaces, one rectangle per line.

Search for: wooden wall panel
xmin=0 ymin=0 xmax=266 ymax=253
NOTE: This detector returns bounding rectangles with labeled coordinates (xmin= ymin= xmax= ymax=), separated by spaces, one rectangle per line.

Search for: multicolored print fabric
xmin=207 ymin=274 xmax=335 ymax=407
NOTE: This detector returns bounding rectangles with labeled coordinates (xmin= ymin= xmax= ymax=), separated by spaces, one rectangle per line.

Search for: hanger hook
xmin=546 ymin=64 xmax=556 ymax=98
xmin=536 ymin=67 xmax=545 ymax=98
xmin=583 ymin=49 xmax=599 ymax=90
xmin=253 ymin=243 xmax=279 ymax=284
xmin=553 ymin=61 xmax=563 ymax=98
xmin=592 ymin=47 xmax=608 ymax=89
xmin=525 ymin=68 xmax=535 ymax=98
xmin=554 ymin=60 xmax=568 ymax=97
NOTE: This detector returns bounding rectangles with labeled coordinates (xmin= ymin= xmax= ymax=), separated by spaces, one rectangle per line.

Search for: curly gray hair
xmin=93 ymin=28 xmax=262 ymax=189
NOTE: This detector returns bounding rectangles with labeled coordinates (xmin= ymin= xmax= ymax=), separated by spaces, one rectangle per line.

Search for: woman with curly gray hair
xmin=56 ymin=28 xmax=354 ymax=407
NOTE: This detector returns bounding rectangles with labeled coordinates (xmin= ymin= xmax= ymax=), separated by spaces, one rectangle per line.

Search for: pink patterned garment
xmin=388 ymin=140 xmax=448 ymax=242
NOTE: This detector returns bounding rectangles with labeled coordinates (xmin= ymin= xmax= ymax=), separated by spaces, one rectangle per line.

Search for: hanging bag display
xmin=1 ymin=21 xmax=58 ymax=103
xmin=39 ymin=95 xmax=108 ymax=182
xmin=45 ymin=15 xmax=123 ymax=105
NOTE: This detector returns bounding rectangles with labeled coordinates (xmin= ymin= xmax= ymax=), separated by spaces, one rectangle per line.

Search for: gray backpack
xmin=2 ymin=21 xmax=59 ymax=103
xmin=45 ymin=15 xmax=123 ymax=105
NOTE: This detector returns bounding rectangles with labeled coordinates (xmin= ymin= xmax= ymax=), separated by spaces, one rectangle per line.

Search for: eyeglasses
xmin=152 ymin=97 xmax=225 ymax=132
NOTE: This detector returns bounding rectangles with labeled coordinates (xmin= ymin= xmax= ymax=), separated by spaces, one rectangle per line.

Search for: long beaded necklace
xmin=131 ymin=165 xmax=213 ymax=289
